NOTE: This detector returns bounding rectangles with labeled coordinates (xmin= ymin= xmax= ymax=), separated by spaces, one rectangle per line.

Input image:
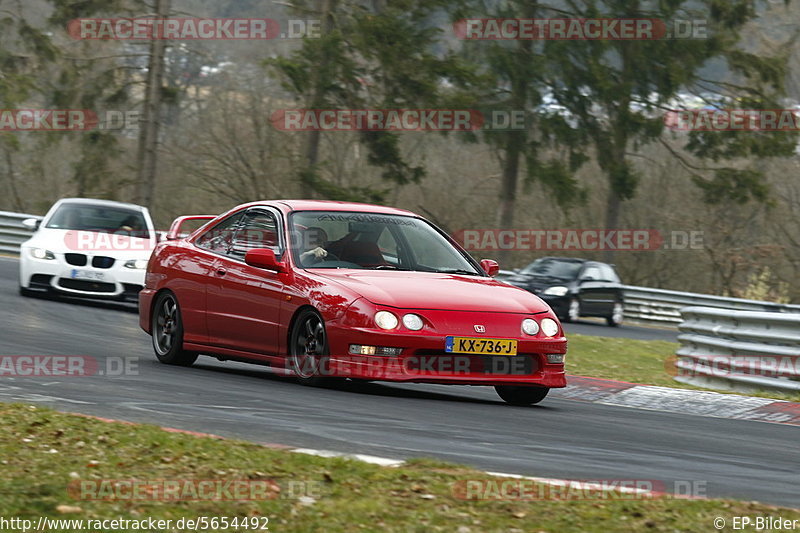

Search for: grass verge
xmin=567 ymin=333 xmax=800 ymax=402
xmin=1 ymin=403 xmax=797 ymax=532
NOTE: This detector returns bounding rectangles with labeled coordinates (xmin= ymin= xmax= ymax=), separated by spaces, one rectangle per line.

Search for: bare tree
xmin=135 ymin=0 xmax=171 ymax=208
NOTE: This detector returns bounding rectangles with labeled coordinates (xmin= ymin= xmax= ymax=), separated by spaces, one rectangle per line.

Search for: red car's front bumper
xmin=325 ymin=324 xmax=567 ymax=387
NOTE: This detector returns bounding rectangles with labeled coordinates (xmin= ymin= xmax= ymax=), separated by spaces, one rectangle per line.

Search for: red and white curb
xmin=58 ymin=409 xmax=714 ymax=502
xmin=557 ymin=376 xmax=800 ymax=426
xmin=65 ymin=412 xmax=677 ymax=499
xmin=288 ymin=449 xmax=678 ymax=499
xmin=290 ymin=448 xmax=404 ymax=467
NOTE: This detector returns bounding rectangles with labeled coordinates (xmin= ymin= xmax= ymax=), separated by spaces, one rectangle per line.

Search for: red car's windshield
xmin=289 ymin=211 xmax=481 ymax=274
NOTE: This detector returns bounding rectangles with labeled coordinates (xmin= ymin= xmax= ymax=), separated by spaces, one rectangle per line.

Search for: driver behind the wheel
xmin=116 ymin=215 xmax=142 ymax=234
xmin=299 ymin=226 xmax=329 ymax=265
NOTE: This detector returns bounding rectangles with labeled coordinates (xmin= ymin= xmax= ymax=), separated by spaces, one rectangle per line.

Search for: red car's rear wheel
xmin=152 ymin=292 xmax=197 ymax=366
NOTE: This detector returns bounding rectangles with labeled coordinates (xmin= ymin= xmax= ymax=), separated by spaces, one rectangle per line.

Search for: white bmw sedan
xmin=19 ymin=198 xmax=156 ymax=301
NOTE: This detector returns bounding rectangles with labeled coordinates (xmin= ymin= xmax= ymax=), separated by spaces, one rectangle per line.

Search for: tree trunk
xmin=496 ymin=134 xmax=523 ymax=265
xmin=603 ymin=191 xmax=621 ymax=263
xmin=300 ymin=0 xmax=337 ymax=199
xmin=135 ymin=0 xmax=170 ymax=209
xmin=301 ymin=129 xmax=321 ymax=198
xmin=3 ymin=148 xmax=24 ymax=211
xmin=495 ymin=34 xmax=531 ymax=266
xmin=603 ymin=44 xmax=634 ymax=264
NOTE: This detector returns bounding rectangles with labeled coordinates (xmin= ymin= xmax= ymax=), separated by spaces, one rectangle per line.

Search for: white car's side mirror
xmin=22 ymin=218 xmax=40 ymax=231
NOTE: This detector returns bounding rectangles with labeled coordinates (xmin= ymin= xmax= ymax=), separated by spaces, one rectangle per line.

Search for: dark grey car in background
xmin=502 ymin=257 xmax=624 ymax=327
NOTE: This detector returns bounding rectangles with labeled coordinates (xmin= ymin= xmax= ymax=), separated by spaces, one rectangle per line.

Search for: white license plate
xmin=70 ymin=269 xmax=105 ymax=281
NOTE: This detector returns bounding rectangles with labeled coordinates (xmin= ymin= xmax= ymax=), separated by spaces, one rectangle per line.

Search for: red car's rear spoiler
xmin=165 ymin=215 xmax=217 ymax=240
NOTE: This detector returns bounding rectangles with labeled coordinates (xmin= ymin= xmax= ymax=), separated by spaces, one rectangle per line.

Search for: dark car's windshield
xmin=45 ymin=203 xmax=150 ymax=237
xmin=520 ymin=258 xmax=583 ymax=280
xmin=290 ymin=211 xmax=480 ymax=274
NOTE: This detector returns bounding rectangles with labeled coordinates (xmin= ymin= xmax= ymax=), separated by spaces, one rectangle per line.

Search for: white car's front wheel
xmin=19 ymin=286 xmax=35 ymax=297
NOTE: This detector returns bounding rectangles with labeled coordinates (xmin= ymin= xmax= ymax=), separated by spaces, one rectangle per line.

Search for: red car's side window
xmin=195 ymin=212 xmax=244 ymax=255
xmin=228 ymin=209 xmax=281 ymax=261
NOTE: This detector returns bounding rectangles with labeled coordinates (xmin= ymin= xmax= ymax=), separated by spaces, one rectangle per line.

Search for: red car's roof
xmin=245 ymin=199 xmax=418 ymax=217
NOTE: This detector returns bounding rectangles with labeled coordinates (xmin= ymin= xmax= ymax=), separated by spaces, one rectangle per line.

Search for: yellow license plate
xmin=445 ymin=336 xmax=517 ymax=355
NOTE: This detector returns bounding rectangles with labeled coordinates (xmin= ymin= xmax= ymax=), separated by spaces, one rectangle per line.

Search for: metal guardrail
xmin=675 ymin=306 xmax=800 ymax=392
xmin=0 ymin=211 xmax=41 ymax=255
xmin=621 ymin=286 xmax=800 ymax=324
xmin=496 ymin=269 xmax=800 ymax=326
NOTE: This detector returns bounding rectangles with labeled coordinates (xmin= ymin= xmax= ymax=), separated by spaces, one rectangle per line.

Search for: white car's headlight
xmin=375 ymin=311 xmax=399 ymax=330
xmin=543 ymin=286 xmax=568 ymax=296
xmin=31 ymin=248 xmax=55 ymax=260
xmin=521 ymin=318 xmax=539 ymax=335
xmin=540 ymin=318 xmax=560 ymax=337
xmin=124 ymin=259 xmax=149 ymax=269
xmin=402 ymin=313 xmax=424 ymax=331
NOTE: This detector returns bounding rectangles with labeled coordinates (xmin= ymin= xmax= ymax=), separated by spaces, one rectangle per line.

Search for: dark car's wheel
xmin=606 ymin=301 xmax=624 ymax=327
xmin=151 ymin=292 xmax=198 ymax=366
xmin=564 ymin=298 xmax=580 ymax=322
xmin=495 ymin=385 xmax=549 ymax=406
xmin=289 ymin=309 xmax=333 ymax=386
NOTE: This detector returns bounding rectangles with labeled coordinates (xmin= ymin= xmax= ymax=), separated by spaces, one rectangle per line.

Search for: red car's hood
xmin=313 ymin=270 xmax=549 ymax=313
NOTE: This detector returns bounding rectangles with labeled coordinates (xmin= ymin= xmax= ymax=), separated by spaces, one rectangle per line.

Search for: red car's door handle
xmin=215 ymin=268 xmax=227 ymax=277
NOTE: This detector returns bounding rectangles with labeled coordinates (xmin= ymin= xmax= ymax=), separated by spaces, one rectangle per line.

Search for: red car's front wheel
xmin=289 ymin=309 xmax=332 ymax=386
xmin=495 ymin=385 xmax=550 ymax=406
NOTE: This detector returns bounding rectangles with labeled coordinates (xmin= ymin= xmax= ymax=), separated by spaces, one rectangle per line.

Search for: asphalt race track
xmin=0 ymin=257 xmax=796 ymax=507
xmin=563 ymin=318 xmax=677 ymax=342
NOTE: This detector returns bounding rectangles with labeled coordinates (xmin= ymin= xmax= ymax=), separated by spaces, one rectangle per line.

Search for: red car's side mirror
xmin=245 ymin=248 xmax=286 ymax=272
xmin=480 ymin=259 xmax=499 ymax=277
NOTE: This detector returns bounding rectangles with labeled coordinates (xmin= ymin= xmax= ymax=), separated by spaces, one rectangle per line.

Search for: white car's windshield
xmin=290 ymin=211 xmax=480 ymax=274
xmin=46 ymin=203 xmax=150 ymax=238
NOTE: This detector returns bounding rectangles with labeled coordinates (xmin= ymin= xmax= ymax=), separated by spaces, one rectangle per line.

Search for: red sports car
xmin=139 ymin=200 xmax=567 ymax=405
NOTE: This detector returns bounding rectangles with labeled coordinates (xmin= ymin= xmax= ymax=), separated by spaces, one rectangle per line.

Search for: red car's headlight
xmin=540 ymin=318 xmax=560 ymax=337
xmin=375 ymin=311 xmax=399 ymax=330
xmin=402 ymin=313 xmax=424 ymax=331
xmin=521 ymin=318 xmax=539 ymax=335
